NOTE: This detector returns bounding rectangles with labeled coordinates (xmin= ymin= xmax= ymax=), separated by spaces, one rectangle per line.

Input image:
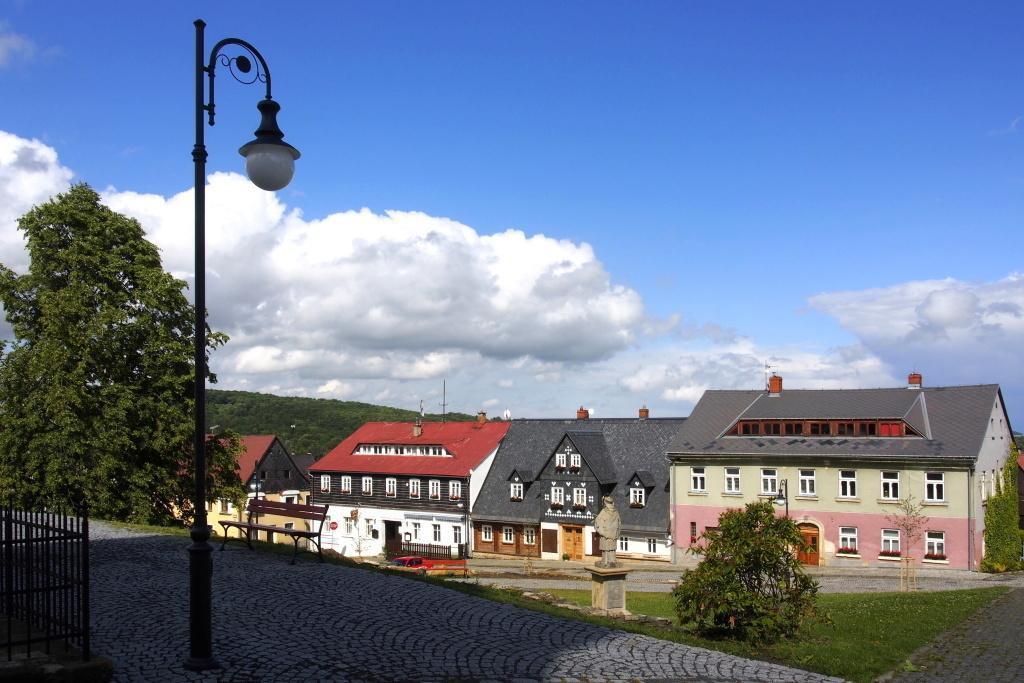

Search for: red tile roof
xmin=237 ymin=435 xmax=277 ymax=481
xmin=1018 ymin=452 xmax=1024 ymax=471
xmin=310 ymin=421 xmax=510 ymax=477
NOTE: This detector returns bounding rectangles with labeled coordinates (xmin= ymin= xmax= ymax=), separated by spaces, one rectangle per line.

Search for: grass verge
xmin=545 ymin=587 xmax=1007 ymax=682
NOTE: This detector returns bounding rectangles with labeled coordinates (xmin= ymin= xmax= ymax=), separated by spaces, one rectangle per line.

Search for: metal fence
xmin=385 ymin=540 xmax=467 ymax=560
xmin=1 ymin=501 xmax=90 ymax=662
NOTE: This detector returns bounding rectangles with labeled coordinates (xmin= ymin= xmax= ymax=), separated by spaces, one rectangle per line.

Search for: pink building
xmin=667 ymin=374 xmax=1014 ymax=570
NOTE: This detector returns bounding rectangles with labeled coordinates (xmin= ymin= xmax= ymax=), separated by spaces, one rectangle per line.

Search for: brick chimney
xmin=476 ymin=411 xmax=487 ymax=424
xmin=638 ymin=405 xmax=650 ymax=419
xmin=768 ymin=374 xmax=783 ymax=396
xmin=576 ymin=406 xmax=589 ymax=420
xmin=907 ymin=372 xmax=923 ymax=389
xmin=412 ymin=418 xmax=423 ymax=438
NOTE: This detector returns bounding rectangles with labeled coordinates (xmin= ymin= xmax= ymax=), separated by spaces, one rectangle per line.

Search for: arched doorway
xmin=797 ymin=523 xmax=820 ymax=565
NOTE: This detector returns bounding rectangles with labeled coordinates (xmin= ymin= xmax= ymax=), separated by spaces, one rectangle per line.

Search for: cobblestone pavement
xmin=89 ymin=523 xmax=840 ymax=682
xmin=889 ymin=588 xmax=1024 ymax=682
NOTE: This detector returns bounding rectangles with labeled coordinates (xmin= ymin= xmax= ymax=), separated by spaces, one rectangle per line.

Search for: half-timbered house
xmin=309 ymin=416 xmax=509 ymax=557
xmin=471 ymin=408 xmax=685 ymax=562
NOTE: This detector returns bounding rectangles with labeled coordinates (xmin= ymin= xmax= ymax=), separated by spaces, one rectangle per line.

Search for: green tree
xmin=0 ymin=184 xmax=243 ymax=522
xmin=980 ymin=446 xmax=1022 ymax=572
xmin=673 ymin=501 xmax=820 ymax=643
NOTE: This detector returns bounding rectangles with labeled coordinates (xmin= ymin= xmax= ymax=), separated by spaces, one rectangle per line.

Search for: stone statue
xmin=593 ymin=496 xmax=621 ymax=567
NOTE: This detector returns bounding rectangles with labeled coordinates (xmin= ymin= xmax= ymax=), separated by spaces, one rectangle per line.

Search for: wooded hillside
xmin=207 ymin=389 xmax=475 ymax=458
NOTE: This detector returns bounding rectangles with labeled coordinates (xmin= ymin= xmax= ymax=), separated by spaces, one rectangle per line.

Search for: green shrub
xmin=673 ymin=501 xmax=820 ymax=643
xmin=980 ymin=446 xmax=1023 ymax=572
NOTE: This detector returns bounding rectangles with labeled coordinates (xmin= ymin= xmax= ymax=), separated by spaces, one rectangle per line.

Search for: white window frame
xmin=385 ymin=477 xmax=397 ymax=498
xmin=630 ymin=487 xmax=645 ymax=507
xmin=510 ymin=482 xmax=524 ymax=500
xmin=691 ymin=466 xmax=706 ymax=492
xmin=881 ymin=471 xmax=900 ymax=500
xmin=618 ymin=536 xmax=629 ymax=552
xmin=452 ymin=525 xmax=462 ymax=545
xmin=364 ymin=518 xmax=374 ymax=536
xmin=570 ymin=452 xmax=581 ymax=469
xmin=925 ymin=472 xmax=945 ymax=502
xmin=724 ymin=467 xmax=740 ymax=493
xmin=449 ymin=480 xmax=462 ymax=501
xmin=881 ymin=528 xmax=900 ymax=554
xmin=428 ymin=479 xmax=441 ymax=500
xmin=523 ymin=527 xmax=536 ymax=545
xmin=344 ymin=517 xmax=354 ymax=535
xmin=839 ymin=470 xmax=857 ymax=498
xmin=502 ymin=526 xmax=514 ymax=544
xmin=411 ymin=522 xmax=420 ymax=540
xmin=798 ymin=469 xmax=816 ymax=496
xmin=320 ymin=475 xmax=331 ymax=493
xmin=340 ymin=475 xmax=352 ymax=493
xmin=432 ymin=523 xmax=441 ymax=543
xmin=555 ymin=452 xmax=567 ymax=469
xmin=761 ymin=468 xmax=778 ymax=495
xmin=409 ymin=478 xmax=420 ymax=499
xmin=481 ymin=524 xmax=493 ymax=542
xmin=646 ymin=537 xmax=658 ymax=553
xmin=361 ymin=476 xmax=373 ymax=496
xmin=573 ymin=487 xmax=586 ymax=507
xmin=838 ymin=526 xmax=858 ymax=554
xmin=551 ymin=486 xmax=564 ymax=506
xmin=926 ymin=531 xmax=946 ymax=558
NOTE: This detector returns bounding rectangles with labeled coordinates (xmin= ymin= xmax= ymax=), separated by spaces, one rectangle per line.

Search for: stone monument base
xmin=587 ymin=565 xmax=631 ymax=614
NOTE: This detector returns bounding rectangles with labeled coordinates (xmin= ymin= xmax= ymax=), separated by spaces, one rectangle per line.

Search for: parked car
xmin=389 ymin=555 xmax=467 ymax=576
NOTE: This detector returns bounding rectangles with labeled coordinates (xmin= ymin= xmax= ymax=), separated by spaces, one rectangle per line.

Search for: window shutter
xmin=542 ymin=529 xmax=558 ymax=553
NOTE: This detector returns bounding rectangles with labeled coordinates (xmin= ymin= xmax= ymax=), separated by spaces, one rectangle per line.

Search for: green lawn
xmin=545 ymin=587 xmax=1006 ymax=682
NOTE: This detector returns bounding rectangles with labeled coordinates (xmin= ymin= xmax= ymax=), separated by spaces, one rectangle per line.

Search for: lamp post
xmin=188 ymin=19 xmax=299 ymax=671
xmin=773 ymin=478 xmax=789 ymax=517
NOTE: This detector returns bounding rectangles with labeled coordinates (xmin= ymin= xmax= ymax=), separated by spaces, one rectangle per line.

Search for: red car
xmin=389 ymin=556 xmax=467 ymax=576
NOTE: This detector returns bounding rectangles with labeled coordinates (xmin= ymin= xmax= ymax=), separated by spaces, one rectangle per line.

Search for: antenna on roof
xmin=419 ymin=400 xmax=425 ymax=418
xmin=503 ymin=408 xmax=512 ymax=421
xmin=439 ymin=379 xmax=448 ymax=423
xmin=763 ymin=360 xmax=774 ymax=391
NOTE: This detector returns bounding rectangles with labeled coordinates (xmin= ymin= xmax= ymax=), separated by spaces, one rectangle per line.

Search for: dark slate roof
xmin=564 ymin=431 xmax=617 ymax=483
xmin=473 ymin=417 xmax=686 ymax=534
xmin=668 ymin=384 xmax=1001 ymax=462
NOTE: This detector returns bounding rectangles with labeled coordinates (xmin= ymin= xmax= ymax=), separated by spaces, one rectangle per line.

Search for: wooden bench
xmin=218 ymin=499 xmax=328 ymax=565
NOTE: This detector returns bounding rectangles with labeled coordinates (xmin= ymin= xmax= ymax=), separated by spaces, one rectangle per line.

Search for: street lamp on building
xmin=773 ymin=478 xmax=789 ymax=517
xmin=188 ymin=19 xmax=299 ymax=671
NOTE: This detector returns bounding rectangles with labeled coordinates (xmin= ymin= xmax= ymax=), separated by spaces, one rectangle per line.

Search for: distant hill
xmin=206 ymin=389 xmax=475 ymax=459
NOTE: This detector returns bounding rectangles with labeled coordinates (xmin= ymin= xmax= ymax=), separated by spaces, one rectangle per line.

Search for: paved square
xmin=91 ymin=523 xmax=841 ymax=682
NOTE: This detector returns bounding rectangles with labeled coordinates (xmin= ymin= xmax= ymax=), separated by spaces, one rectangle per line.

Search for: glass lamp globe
xmin=238 ymin=98 xmax=301 ymax=192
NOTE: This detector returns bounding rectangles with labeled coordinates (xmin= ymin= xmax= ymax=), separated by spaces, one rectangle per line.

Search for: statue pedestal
xmin=587 ymin=565 xmax=631 ymax=614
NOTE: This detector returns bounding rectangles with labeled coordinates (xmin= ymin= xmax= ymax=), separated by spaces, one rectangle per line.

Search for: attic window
xmin=630 ymin=487 xmax=645 ymax=508
xmin=510 ymin=482 xmax=523 ymax=501
xmin=569 ymin=453 xmax=581 ymax=470
xmin=354 ymin=444 xmax=449 ymax=457
xmin=730 ymin=419 xmax=917 ymax=438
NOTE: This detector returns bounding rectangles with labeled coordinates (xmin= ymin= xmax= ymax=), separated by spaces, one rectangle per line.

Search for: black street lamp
xmin=187 ymin=19 xmax=299 ymax=671
xmin=773 ymin=478 xmax=789 ymax=517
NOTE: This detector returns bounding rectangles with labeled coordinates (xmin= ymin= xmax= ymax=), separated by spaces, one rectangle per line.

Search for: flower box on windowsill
xmin=568 ymin=467 xmax=580 ymax=473
xmin=555 ymin=466 xmax=565 ymax=473
xmin=924 ymin=553 xmax=947 ymax=561
xmin=572 ymin=504 xmax=587 ymax=511
xmin=510 ymin=496 xmax=523 ymax=502
xmin=836 ymin=547 xmax=859 ymax=556
xmin=629 ymin=502 xmax=645 ymax=508
xmin=878 ymin=550 xmax=902 ymax=560
xmin=449 ymin=496 xmax=461 ymax=501
xmin=549 ymin=503 xmax=563 ymax=511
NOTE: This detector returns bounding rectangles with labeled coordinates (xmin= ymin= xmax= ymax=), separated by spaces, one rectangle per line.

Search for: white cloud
xmin=0 ymin=24 xmax=35 ymax=68
xmin=810 ymin=275 xmax=1024 ymax=385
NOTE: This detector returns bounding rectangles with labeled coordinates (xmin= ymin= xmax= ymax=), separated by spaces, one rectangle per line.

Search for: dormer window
xmin=510 ymin=482 xmax=523 ymax=501
xmin=630 ymin=487 xmax=645 ymax=508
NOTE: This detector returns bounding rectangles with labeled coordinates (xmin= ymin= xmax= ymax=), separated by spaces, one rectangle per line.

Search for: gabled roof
xmin=310 ymin=421 xmax=510 ymax=477
xmin=237 ymin=435 xmax=277 ymax=481
xmin=473 ymin=417 xmax=686 ymax=533
xmin=563 ymin=431 xmax=617 ymax=483
xmin=508 ymin=468 xmax=534 ymax=483
xmin=669 ymin=384 xmax=1002 ymax=462
xmin=628 ymin=470 xmax=655 ymax=487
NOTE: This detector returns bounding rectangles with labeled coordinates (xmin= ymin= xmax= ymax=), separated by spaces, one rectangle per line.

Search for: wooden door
xmin=797 ymin=524 xmax=819 ymax=565
xmin=563 ymin=525 xmax=584 ymax=560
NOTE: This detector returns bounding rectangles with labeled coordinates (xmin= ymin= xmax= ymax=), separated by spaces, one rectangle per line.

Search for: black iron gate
xmin=1 ymin=501 xmax=90 ymax=662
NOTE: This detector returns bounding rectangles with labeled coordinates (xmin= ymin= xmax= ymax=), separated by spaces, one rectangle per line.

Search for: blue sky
xmin=1 ymin=2 xmax=1023 ymax=424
